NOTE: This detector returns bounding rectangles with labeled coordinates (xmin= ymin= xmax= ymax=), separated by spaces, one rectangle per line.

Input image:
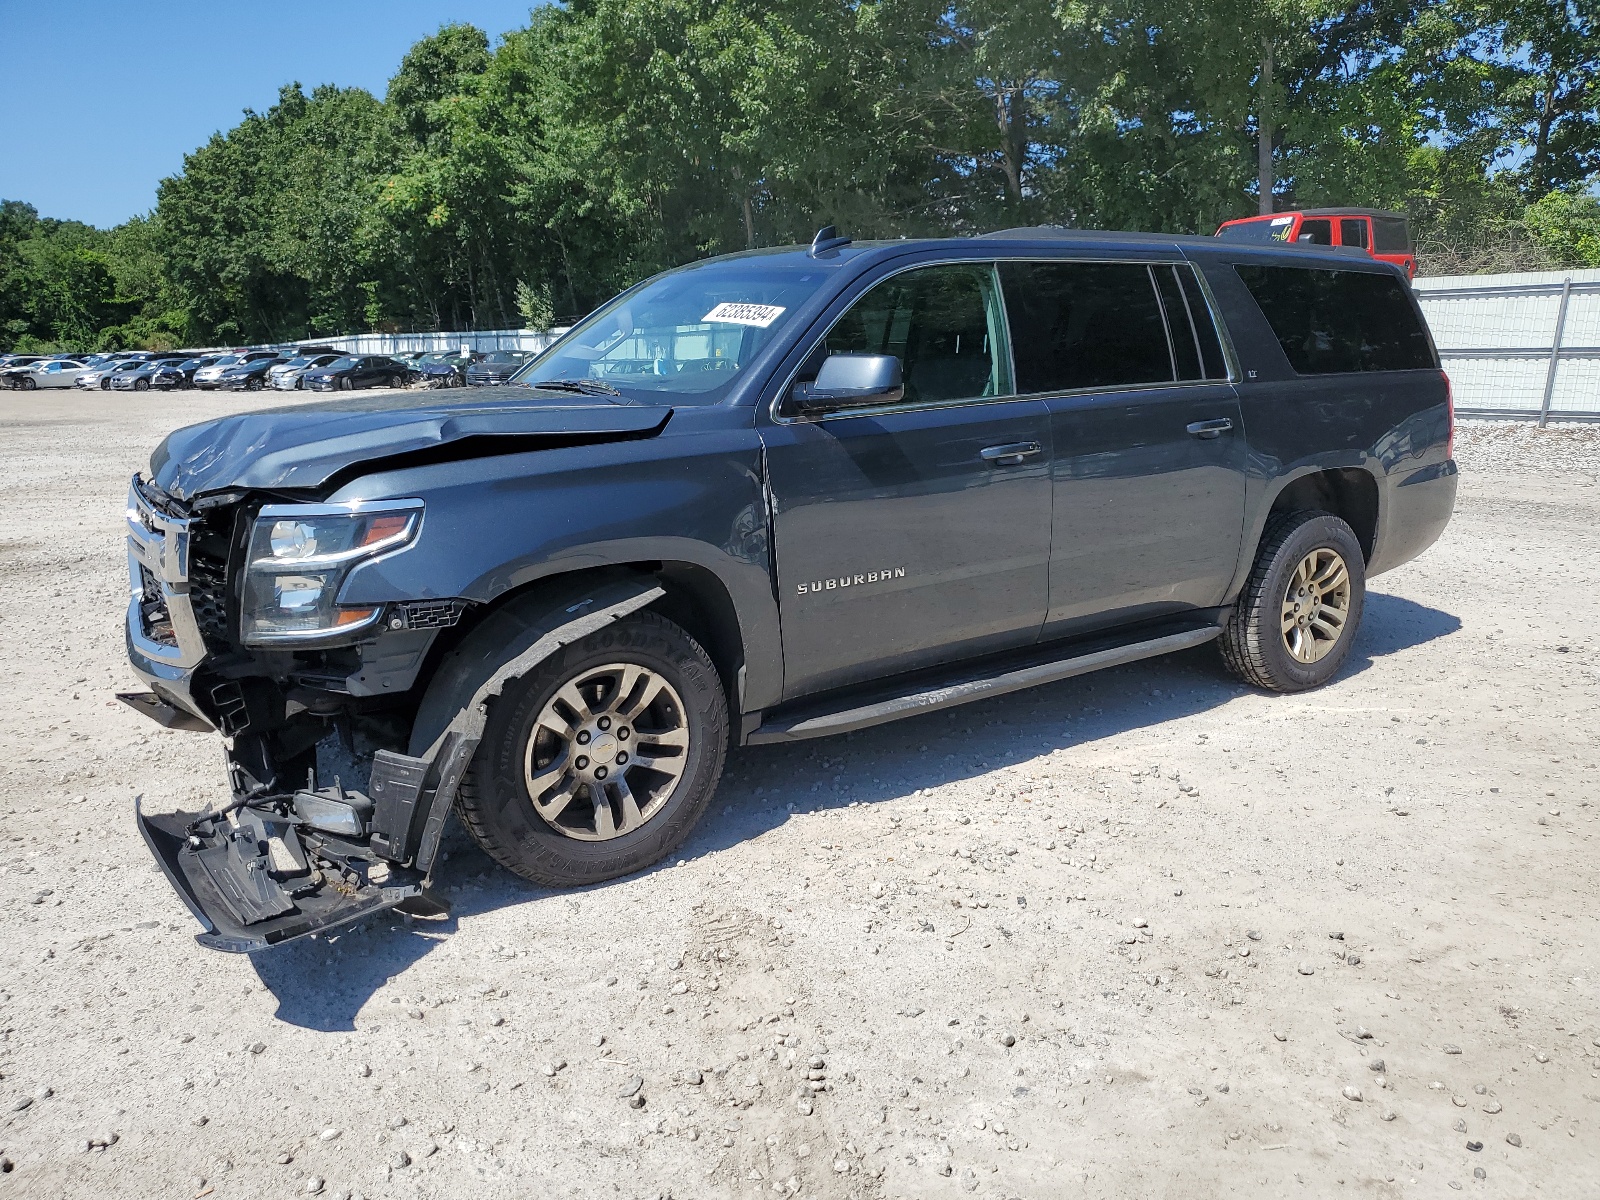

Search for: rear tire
xmin=1219 ymin=510 xmax=1365 ymax=692
xmin=456 ymin=611 xmax=728 ymax=888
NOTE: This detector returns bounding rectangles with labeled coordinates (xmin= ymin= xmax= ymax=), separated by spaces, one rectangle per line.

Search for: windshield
xmin=324 ymin=357 xmax=358 ymax=371
xmin=515 ymin=253 xmax=842 ymax=405
xmin=1216 ymin=216 xmax=1296 ymax=244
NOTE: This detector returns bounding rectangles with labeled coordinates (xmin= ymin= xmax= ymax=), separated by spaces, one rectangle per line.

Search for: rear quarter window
xmin=1234 ymin=265 xmax=1435 ymax=374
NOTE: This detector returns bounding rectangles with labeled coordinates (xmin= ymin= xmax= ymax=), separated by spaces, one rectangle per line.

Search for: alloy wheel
xmin=522 ymin=662 xmax=690 ymax=841
xmin=1281 ymin=547 xmax=1351 ymax=664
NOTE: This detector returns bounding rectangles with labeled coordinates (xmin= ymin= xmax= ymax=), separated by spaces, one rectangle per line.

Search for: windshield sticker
xmin=702 ymin=302 xmax=786 ymax=328
xmin=1270 ymin=216 xmax=1294 ymax=225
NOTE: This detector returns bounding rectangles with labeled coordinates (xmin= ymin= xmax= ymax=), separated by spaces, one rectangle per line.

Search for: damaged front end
xmin=123 ymin=473 xmax=471 ymax=952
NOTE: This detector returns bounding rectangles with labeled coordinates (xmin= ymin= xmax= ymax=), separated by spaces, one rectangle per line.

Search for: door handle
xmin=1186 ymin=418 xmax=1234 ymax=440
xmin=980 ymin=441 xmax=1043 ymax=466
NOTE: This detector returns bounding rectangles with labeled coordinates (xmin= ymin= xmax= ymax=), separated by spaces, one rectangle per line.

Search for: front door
xmin=996 ymin=259 xmax=1247 ymax=636
xmin=763 ymin=261 xmax=1053 ymax=700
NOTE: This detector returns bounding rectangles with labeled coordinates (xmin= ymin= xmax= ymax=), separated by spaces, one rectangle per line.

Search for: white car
xmin=15 ymin=359 xmax=94 ymax=390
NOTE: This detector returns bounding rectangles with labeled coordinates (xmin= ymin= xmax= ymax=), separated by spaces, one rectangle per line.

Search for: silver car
xmin=75 ymin=357 xmax=150 ymax=390
xmin=268 ymin=353 xmax=341 ymax=390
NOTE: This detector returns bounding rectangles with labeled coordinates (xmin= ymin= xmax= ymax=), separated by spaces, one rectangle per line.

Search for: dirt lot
xmin=0 ymin=391 xmax=1597 ymax=1200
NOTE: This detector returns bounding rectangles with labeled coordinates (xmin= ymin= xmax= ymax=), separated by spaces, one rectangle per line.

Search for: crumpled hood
xmin=148 ymin=386 xmax=671 ymax=500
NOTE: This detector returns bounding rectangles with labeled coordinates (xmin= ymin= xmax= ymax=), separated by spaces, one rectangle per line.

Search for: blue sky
xmin=0 ymin=0 xmax=540 ymax=229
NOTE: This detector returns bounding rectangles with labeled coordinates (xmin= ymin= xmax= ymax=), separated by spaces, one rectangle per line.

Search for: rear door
xmin=996 ymin=259 xmax=1247 ymax=637
xmin=762 ymin=260 xmax=1053 ymax=699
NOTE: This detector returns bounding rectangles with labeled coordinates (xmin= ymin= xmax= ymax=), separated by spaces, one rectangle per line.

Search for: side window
xmin=998 ymin=261 xmax=1174 ymax=392
xmin=1234 ymin=265 xmax=1436 ymax=374
xmin=819 ymin=263 xmax=1009 ymax=407
xmin=1152 ymin=267 xmax=1201 ymax=380
xmin=1340 ymin=218 xmax=1369 ymax=249
xmin=1298 ymin=219 xmax=1333 ymax=246
xmin=1177 ymin=268 xmax=1228 ymax=380
xmin=1371 ymin=216 xmax=1411 ymax=255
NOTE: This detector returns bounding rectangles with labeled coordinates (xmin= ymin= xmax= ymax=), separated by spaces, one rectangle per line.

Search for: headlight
xmin=240 ymin=500 xmax=422 ymax=644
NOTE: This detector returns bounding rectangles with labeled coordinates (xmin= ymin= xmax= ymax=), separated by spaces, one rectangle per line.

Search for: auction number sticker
xmin=702 ymin=302 xmax=787 ymax=328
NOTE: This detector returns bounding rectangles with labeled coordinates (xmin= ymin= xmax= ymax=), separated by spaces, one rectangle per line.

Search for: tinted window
xmin=1152 ymin=267 xmax=1200 ymax=380
xmin=1339 ymin=218 xmax=1369 ymax=249
xmin=1372 ymin=216 xmax=1411 ymax=255
xmin=819 ymin=263 xmax=1007 ymax=407
xmin=1178 ymin=268 xmax=1228 ymax=380
xmin=1298 ymin=218 xmax=1333 ymax=246
xmin=999 ymin=261 xmax=1174 ymax=392
xmin=1235 ymin=265 xmax=1435 ymax=374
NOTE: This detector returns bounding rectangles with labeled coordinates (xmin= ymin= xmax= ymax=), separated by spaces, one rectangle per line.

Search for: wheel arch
xmin=406 ymin=559 xmax=751 ymax=754
xmin=1264 ymin=466 xmax=1380 ymax=562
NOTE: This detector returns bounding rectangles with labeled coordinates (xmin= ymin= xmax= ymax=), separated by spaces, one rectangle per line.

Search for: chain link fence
xmin=1414 ymin=269 xmax=1600 ymax=424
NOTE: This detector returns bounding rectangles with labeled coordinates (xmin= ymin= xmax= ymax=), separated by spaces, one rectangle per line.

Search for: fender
xmin=369 ymin=577 xmax=666 ymax=874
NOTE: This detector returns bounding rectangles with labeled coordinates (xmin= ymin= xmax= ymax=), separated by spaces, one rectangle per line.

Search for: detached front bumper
xmin=136 ymin=799 xmax=441 ymax=953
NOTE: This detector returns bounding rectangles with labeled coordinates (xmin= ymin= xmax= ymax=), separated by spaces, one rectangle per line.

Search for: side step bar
xmin=747 ymin=623 xmax=1223 ymax=744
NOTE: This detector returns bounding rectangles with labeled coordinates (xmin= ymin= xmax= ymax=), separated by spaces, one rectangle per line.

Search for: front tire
xmin=456 ymin=611 xmax=728 ymax=887
xmin=1219 ymin=510 xmax=1365 ymax=692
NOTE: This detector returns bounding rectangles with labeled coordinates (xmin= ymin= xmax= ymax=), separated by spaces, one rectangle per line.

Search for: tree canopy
xmin=3 ymin=0 xmax=1598 ymax=352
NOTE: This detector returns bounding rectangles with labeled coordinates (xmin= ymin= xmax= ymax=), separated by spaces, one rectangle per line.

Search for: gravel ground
xmin=1 ymin=393 xmax=1597 ymax=1200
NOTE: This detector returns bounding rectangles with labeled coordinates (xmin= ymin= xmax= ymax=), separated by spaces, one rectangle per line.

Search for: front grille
xmin=189 ymin=546 xmax=230 ymax=648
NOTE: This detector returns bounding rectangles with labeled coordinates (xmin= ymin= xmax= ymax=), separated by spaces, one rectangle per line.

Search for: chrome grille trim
xmin=126 ymin=475 xmax=209 ymax=670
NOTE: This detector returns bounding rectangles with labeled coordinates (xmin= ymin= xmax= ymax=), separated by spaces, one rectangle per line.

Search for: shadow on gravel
xmin=252 ymin=589 xmax=1457 ymax=1028
xmin=1346 ymin=590 xmax=1462 ymax=666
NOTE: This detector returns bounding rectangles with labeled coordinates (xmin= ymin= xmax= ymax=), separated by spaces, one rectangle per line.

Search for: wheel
xmin=1219 ymin=510 xmax=1365 ymax=692
xmin=134 ymin=377 xmax=149 ymax=391
xmin=21 ymin=376 xmax=36 ymax=390
xmin=338 ymin=375 xmax=353 ymax=390
xmin=456 ymin=610 xmax=728 ymax=887
xmin=247 ymin=377 xmax=263 ymax=391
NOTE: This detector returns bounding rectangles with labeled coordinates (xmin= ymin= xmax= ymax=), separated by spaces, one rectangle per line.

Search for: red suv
xmin=1215 ymin=208 xmax=1416 ymax=278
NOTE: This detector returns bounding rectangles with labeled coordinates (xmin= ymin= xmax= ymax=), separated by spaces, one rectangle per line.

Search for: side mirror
xmin=789 ymin=353 xmax=903 ymax=416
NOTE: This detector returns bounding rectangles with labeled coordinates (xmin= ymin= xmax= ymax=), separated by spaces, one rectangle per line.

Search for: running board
xmin=747 ymin=623 xmax=1223 ymax=744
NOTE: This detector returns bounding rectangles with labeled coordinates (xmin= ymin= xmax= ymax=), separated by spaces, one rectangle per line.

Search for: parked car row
xmin=1 ymin=346 xmax=543 ymax=393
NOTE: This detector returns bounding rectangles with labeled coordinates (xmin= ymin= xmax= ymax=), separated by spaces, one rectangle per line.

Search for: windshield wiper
xmin=530 ymin=378 xmax=624 ymax=398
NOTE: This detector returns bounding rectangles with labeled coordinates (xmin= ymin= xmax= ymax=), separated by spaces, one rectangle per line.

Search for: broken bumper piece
xmin=136 ymin=797 xmax=447 ymax=953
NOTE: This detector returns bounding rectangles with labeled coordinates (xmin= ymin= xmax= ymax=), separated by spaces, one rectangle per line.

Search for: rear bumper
xmin=1369 ymin=458 xmax=1459 ymax=577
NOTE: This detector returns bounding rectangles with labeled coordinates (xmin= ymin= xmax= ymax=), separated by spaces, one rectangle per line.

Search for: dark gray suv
xmin=122 ymin=227 xmax=1456 ymax=951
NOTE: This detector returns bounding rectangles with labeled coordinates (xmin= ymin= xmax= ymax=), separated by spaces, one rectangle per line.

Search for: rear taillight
xmin=1442 ymin=369 xmax=1454 ymax=459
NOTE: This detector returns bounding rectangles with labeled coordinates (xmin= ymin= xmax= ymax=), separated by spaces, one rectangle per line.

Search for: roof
xmin=1221 ymin=208 xmax=1406 ymax=222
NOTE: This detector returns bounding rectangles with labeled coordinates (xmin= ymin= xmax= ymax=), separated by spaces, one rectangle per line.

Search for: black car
xmin=217 ymin=354 xmax=288 ymax=391
xmin=301 ymin=355 xmax=409 ymax=392
xmin=411 ymin=350 xmax=482 ymax=388
xmin=123 ymin=225 xmax=1457 ymax=951
xmin=465 ymin=349 xmax=536 ymax=385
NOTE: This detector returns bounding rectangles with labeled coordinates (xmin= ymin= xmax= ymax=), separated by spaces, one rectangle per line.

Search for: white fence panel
xmin=290 ymin=328 xmax=567 ymax=356
xmin=1414 ymin=270 xmax=1600 ymax=422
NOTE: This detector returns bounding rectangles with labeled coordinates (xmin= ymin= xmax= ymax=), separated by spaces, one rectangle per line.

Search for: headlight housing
xmin=240 ymin=499 xmax=422 ymax=645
